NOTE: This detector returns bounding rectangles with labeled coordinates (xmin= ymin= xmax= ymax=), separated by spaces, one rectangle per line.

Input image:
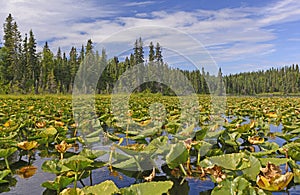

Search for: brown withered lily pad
xmin=17 ymin=165 xmax=37 ymax=179
xmin=248 ymin=135 xmax=264 ymax=145
xmin=55 ymin=140 xmax=72 ymax=154
xmin=256 ymin=162 xmax=293 ymax=191
xmin=204 ymin=165 xmax=226 ymax=183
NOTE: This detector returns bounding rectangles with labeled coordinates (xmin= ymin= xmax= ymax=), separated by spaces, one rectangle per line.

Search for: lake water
xmin=2 ymin=123 xmax=300 ymax=195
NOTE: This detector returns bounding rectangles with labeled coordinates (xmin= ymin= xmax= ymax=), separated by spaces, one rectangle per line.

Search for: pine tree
xmin=155 ymin=42 xmax=163 ymax=64
xmin=149 ymin=41 xmax=155 ymax=63
xmin=133 ymin=37 xmax=144 ymax=65
xmin=20 ymin=33 xmax=28 ymax=92
xmin=2 ymin=14 xmax=22 ymax=89
xmin=54 ymin=47 xmax=63 ymax=93
xmin=216 ymin=68 xmax=224 ymax=96
xmin=86 ymin=39 xmax=93 ymax=55
xmin=69 ymin=46 xmax=78 ymax=91
xmin=28 ymin=30 xmax=39 ymax=94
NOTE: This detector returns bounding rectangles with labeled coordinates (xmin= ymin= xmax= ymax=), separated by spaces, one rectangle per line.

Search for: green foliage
xmin=120 ymin=181 xmax=173 ymax=195
xmin=82 ymin=180 xmax=119 ymax=195
xmin=0 ymin=95 xmax=300 ymax=194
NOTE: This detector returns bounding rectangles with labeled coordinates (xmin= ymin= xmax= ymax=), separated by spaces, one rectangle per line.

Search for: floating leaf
xmin=266 ymin=113 xmax=277 ymax=118
xmin=256 ymin=162 xmax=294 ymax=191
xmin=61 ymin=155 xmax=93 ymax=172
xmin=212 ymin=176 xmax=254 ymax=195
xmin=55 ymin=141 xmax=72 ymax=154
xmin=280 ymin=143 xmax=300 ymax=161
xmin=0 ymin=147 xmax=17 ymax=158
xmin=166 ymin=142 xmax=189 ymax=169
xmin=259 ymin=158 xmax=289 ymax=166
xmin=82 ymin=180 xmax=119 ymax=195
xmin=3 ymin=120 xmax=12 ymax=127
xmin=36 ymin=121 xmax=46 ymax=128
xmin=248 ymin=136 xmax=264 ymax=145
xmin=0 ymin=170 xmax=11 ymax=184
xmin=16 ymin=165 xmax=37 ymax=178
xmin=293 ymin=169 xmax=300 ymax=184
xmin=201 ymin=152 xmax=250 ymax=170
xmin=17 ymin=141 xmax=38 ymax=150
xmin=80 ymin=148 xmax=106 ymax=160
xmin=242 ymin=155 xmax=261 ymax=181
xmin=55 ymin=121 xmax=64 ymax=127
xmin=120 ymin=181 xmax=173 ymax=195
xmin=42 ymin=176 xmax=74 ymax=191
xmin=59 ymin=188 xmax=84 ymax=195
xmin=204 ymin=165 xmax=226 ymax=183
xmin=41 ymin=126 xmax=57 ymax=137
xmin=256 ymin=172 xmax=293 ymax=191
xmin=42 ymin=159 xmax=70 ymax=174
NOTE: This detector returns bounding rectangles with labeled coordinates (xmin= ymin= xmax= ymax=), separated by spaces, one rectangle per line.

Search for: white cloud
xmin=259 ymin=0 xmax=300 ymax=25
xmin=123 ymin=1 xmax=155 ymax=7
xmin=0 ymin=0 xmax=119 ymax=51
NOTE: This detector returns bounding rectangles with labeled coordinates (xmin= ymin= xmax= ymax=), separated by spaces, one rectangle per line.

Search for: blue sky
xmin=1 ymin=0 xmax=300 ymax=74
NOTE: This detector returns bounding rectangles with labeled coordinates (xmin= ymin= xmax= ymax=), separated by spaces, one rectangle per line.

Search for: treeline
xmin=0 ymin=14 xmax=299 ymax=95
xmin=224 ymin=65 xmax=300 ymax=95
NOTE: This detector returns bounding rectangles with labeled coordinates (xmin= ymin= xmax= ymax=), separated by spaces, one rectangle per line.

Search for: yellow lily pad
xmin=256 ymin=162 xmax=293 ymax=191
xmin=17 ymin=141 xmax=39 ymax=151
xmin=55 ymin=141 xmax=72 ymax=153
xmin=248 ymin=136 xmax=264 ymax=145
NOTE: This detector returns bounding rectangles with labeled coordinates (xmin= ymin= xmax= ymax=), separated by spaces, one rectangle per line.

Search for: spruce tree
xmin=28 ymin=30 xmax=39 ymax=94
xmin=2 ymin=14 xmax=22 ymax=89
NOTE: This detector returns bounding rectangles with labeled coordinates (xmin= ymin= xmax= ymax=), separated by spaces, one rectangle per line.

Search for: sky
xmin=1 ymin=0 xmax=300 ymax=75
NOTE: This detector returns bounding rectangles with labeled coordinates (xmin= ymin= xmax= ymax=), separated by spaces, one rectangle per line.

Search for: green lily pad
xmin=279 ymin=143 xmax=300 ymax=161
xmin=166 ymin=142 xmax=189 ymax=169
xmin=40 ymin=126 xmax=57 ymax=137
xmin=0 ymin=170 xmax=11 ymax=184
xmin=42 ymin=176 xmax=74 ymax=191
xmin=120 ymin=181 xmax=173 ymax=195
xmin=42 ymin=159 xmax=70 ymax=174
xmin=82 ymin=180 xmax=119 ymax=195
xmin=59 ymin=188 xmax=84 ymax=195
xmin=200 ymin=153 xmax=250 ymax=170
xmin=211 ymin=176 xmax=253 ymax=195
xmin=258 ymin=158 xmax=289 ymax=166
xmin=62 ymin=155 xmax=93 ymax=172
xmin=80 ymin=148 xmax=106 ymax=160
xmin=293 ymin=169 xmax=300 ymax=184
xmin=0 ymin=147 xmax=17 ymax=158
xmin=242 ymin=155 xmax=261 ymax=181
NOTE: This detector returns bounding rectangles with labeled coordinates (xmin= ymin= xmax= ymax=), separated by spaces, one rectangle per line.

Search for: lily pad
xmin=0 ymin=147 xmax=17 ymax=158
xmin=82 ymin=180 xmax=119 ymax=195
xmin=166 ymin=142 xmax=189 ymax=169
xmin=42 ymin=176 xmax=74 ymax=192
xmin=62 ymin=155 xmax=93 ymax=172
xmin=0 ymin=170 xmax=11 ymax=184
xmin=120 ymin=181 xmax=173 ymax=195
xmin=200 ymin=153 xmax=250 ymax=170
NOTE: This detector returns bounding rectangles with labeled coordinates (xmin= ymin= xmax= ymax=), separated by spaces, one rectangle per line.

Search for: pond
xmin=2 ymin=123 xmax=300 ymax=195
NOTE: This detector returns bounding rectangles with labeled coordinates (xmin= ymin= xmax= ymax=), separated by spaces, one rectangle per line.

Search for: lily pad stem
xmin=74 ymin=171 xmax=78 ymax=192
xmin=4 ymin=157 xmax=11 ymax=172
xmin=179 ymin=164 xmax=187 ymax=176
xmin=197 ymin=149 xmax=201 ymax=165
